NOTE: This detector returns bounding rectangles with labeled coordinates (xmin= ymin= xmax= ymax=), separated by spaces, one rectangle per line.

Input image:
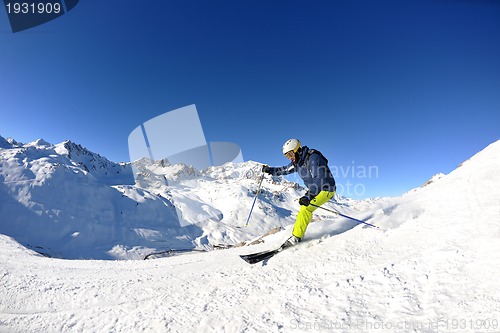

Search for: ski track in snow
xmin=1 ymin=137 xmax=500 ymax=332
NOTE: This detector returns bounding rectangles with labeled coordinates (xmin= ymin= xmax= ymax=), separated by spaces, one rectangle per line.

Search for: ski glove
xmin=299 ymin=196 xmax=310 ymax=206
xmin=305 ymin=191 xmax=316 ymax=200
xmin=262 ymin=164 xmax=271 ymax=174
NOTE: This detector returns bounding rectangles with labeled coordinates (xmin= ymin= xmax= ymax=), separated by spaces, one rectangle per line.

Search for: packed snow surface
xmin=1 ymin=136 xmax=500 ymax=332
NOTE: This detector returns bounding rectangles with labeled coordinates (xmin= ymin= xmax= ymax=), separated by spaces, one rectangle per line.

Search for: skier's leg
xmin=292 ymin=190 xmax=335 ymax=238
xmin=310 ymin=190 xmax=335 ymax=207
xmin=292 ymin=205 xmax=313 ymax=239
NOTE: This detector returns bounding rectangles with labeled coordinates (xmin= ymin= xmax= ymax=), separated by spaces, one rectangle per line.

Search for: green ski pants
xmin=292 ymin=190 xmax=336 ymax=239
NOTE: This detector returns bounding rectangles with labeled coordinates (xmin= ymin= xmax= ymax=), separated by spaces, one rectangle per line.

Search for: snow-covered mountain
xmin=1 ymin=137 xmax=499 ymax=333
xmin=0 ymin=135 xmax=353 ymax=259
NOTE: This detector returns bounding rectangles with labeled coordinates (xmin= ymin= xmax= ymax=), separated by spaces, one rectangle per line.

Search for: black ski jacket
xmin=267 ymin=146 xmax=336 ymax=197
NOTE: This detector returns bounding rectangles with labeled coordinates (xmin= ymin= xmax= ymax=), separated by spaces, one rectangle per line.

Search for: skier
xmin=262 ymin=139 xmax=336 ymax=248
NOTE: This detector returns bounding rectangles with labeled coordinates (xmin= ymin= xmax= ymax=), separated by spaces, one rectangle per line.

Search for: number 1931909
xmin=5 ymin=2 xmax=62 ymax=14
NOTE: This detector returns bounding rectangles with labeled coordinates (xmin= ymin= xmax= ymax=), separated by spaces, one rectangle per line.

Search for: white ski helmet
xmin=282 ymin=138 xmax=301 ymax=155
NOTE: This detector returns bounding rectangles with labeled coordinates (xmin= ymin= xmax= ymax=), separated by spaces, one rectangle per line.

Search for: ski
xmin=239 ymin=246 xmax=287 ymax=264
xmin=143 ymin=248 xmax=205 ymax=260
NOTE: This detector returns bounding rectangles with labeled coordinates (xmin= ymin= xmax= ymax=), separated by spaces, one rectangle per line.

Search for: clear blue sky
xmin=1 ymin=0 xmax=499 ymax=199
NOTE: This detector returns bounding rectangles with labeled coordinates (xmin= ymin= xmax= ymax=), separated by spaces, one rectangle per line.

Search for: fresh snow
xmin=1 ymin=136 xmax=500 ymax=332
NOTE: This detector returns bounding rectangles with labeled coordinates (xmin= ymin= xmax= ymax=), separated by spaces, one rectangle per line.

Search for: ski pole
xmin=244 ymin=172 xmax=265 ymax=227
xmin=309 ymin=203 xmax=381 ymax=230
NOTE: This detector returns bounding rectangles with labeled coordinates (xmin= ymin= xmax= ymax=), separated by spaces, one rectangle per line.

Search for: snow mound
xmin=421 ymin=172 xmax=445 ymax=187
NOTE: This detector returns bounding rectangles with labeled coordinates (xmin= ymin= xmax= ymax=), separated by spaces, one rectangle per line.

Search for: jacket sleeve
xmin=268 ymin=162 xmax=295 ymax=176
xmin=307 ymin=153 xmax=328 ymax=197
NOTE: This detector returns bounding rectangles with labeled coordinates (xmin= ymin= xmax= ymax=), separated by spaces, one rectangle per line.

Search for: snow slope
xmin=1 ymin=138 xmax=500 ymax=332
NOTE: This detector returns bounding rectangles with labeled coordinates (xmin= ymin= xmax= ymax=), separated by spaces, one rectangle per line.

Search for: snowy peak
xmin=54 ymin=140 xmax=92 ymax=158
xmin=54 ymin=140 xmax=133 ymax=184
xmin=0 ymin=135 xmax=21 ymax=149
xmin=1 ymin=137 xmax=134 ymax=185
xmin=133 ymin=157 xmax=201 ymax=185
xmin=0 ymin=135 xmax=11 ymax=149
xmin=24 ymin=138 xmax=53 ymax=148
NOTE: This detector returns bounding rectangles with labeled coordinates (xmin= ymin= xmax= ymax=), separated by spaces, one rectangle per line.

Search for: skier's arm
xmin=264 ymin=162 xmax=295 ymax=176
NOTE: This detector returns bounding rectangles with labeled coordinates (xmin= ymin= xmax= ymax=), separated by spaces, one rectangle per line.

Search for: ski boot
xmin=282 ymin=235 xmax=301 ymax=249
